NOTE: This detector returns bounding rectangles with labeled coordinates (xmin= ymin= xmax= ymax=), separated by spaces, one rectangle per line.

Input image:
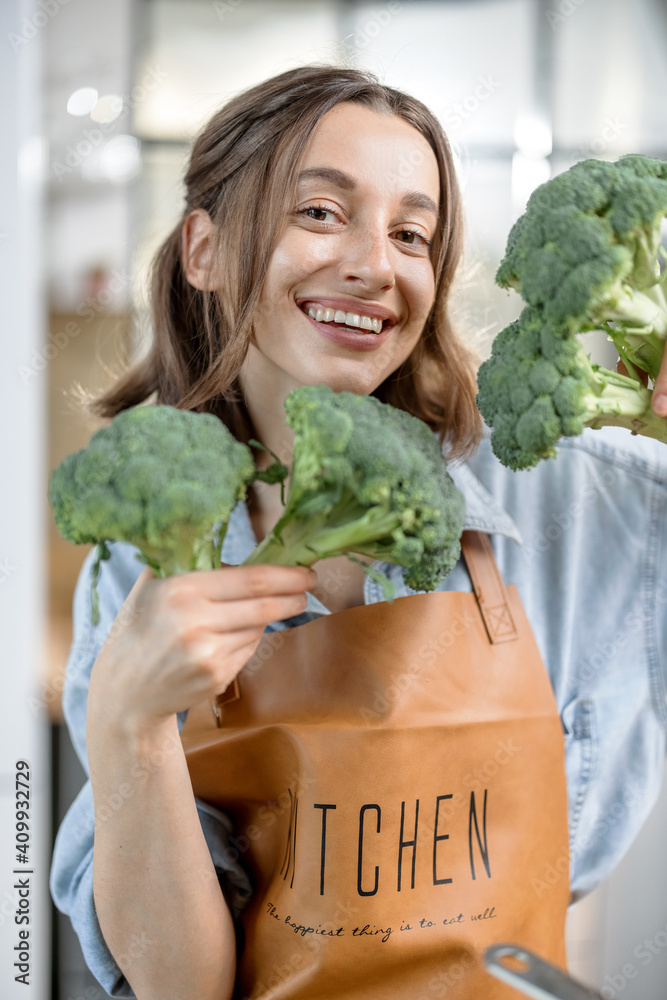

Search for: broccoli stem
xmin=585 ymin=367 xmax=667 ymax=443
xmin=298 ymin=506 xmax=403 ymax=557
xmin=140 ymin=532 xmax=219 ymax=576
xmin=243 ymin=499 xmax=402 ymax=568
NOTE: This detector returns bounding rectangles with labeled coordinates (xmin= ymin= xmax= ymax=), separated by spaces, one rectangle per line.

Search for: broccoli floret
xmin=49 ymin=405 xmax=256 ymax=622
xmin=243 ymin=385 xmax=466 ymax=598
xmin=480 ymin=155 xmax=667 ymax=469
xmin=477 ymin=305 xmax=667 ymax=469
xmin=496 ymin=155 xmax=667 ymax=382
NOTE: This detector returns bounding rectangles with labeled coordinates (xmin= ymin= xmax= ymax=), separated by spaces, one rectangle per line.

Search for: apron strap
xmin=211 ymin=532 xmax=520 ymax=720
xmin=460 ymin=530 xmax=519 ymax=644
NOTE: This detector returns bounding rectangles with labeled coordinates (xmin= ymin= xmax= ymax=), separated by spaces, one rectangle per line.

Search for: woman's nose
xmin=337 ymin=226 xmax=395 ymax=290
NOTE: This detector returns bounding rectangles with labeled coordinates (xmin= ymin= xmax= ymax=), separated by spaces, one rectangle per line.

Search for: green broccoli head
xmin=49 ymin=405 xmax=256 ymax=617
xmin=496 ymin=155 xmax=667 ymax=381
xmin=243 ymin=385 xmax=466 ymax=595
xmin=477 ymin=305 xmax=667 ymax=470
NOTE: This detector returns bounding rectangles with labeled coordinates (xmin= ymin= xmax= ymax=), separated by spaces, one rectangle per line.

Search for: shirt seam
xmin=567 ymin=698 xmax=597 ymax=860
xmin=557 ymin=435 xmax=667 ymax=487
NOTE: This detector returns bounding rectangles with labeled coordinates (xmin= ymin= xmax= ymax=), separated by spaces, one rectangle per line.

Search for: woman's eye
xmin=299 ymin=205 xmax=336 ymax=223
xmin=396 ymin=229 xmax=431 ymax=248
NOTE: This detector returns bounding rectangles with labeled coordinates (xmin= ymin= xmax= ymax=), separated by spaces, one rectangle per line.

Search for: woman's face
xmin=243 ymin=101 xmax=442 ymax=398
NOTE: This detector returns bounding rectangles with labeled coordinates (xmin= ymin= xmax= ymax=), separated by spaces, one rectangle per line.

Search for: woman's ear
xmin=181 ymin=208 xmax=222 ymax=290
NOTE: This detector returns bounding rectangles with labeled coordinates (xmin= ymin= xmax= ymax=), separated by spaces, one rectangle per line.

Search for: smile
xmin=297 ymin=297 xmax=400 ymax=337
xmin=297 ymin=298 xmax=395 ymax=352
xmin=305 ymin=305 xmax=384 ymax=334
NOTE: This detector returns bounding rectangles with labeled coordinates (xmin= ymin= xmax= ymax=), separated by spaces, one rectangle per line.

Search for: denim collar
xmin=447 ymin=457 xmax=523 ymax=545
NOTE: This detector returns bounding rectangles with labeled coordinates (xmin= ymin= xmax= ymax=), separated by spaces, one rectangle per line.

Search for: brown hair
xmin=86 ymin=65 xmax=482 ymax=460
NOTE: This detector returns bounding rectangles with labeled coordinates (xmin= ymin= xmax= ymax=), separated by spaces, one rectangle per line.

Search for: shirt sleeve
xmin=49 ymin=543 xmax=253 ymax=997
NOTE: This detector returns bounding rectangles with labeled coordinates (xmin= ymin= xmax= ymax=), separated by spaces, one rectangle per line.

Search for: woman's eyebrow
xmin=297 ymin=167 xmax=439 ymax=218
xmin=298 ymin=167 xmax=354 ymax=191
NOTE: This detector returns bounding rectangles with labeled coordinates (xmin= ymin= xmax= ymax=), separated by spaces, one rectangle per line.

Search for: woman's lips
xmin=299 ymin=304 xmax=394 ymax=352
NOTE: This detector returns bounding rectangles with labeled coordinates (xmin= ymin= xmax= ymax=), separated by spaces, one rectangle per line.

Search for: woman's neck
xmin=239 ymin=344 xmax=296 ymax=472
xmin=239 ymin=344 xmax=296 ymax=525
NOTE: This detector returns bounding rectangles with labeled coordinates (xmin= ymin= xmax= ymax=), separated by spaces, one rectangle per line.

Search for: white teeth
xmin=304 ymin=303 xmax=387 ymax=333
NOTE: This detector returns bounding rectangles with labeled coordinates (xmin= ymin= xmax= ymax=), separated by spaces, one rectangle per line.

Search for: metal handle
xmin=484 ymin=944 xmax=605 ymax=1000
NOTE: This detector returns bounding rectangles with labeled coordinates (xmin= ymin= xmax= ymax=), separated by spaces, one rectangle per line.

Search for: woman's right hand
xmin=87 ymin=563 xmax=317 ymax=737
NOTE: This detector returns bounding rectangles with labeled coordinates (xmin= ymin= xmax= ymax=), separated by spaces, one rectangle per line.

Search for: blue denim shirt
xmin=50 ymin=424 xmax=667 ymax=998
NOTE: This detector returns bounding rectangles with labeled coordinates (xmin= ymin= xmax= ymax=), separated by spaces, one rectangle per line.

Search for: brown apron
xmin=181 ymin=531 xmax=571 ymax=999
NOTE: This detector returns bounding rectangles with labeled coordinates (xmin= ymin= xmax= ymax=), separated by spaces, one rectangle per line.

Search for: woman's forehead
xmin=298 ymin=102 xmax=441 ymax=213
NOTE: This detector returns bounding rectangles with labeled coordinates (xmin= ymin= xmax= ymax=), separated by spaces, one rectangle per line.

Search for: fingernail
xmin=653 ymin=392 xmax=667 ymax=416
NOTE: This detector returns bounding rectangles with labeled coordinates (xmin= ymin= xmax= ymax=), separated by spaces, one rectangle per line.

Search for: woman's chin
xmin=300 ymin=370 xmax=384 ymax=396
xmin=304 ymin=353 xmax=394 ymax=395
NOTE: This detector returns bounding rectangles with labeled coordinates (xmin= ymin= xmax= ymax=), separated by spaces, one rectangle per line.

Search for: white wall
xmin=0 ymin=1 xmax=49 ymax=998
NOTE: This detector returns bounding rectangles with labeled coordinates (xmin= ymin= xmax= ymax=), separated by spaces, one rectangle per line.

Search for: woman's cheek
xmin=280 ymin=227 xmax=337 ymax=270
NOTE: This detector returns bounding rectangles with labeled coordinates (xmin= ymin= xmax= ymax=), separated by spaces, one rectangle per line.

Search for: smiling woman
xmin=86 ymin=65 xmax=482 ymax=463
xmin=242 ymin=104 xmax=441 ymax=391
xmin=49 ymin=62 xmax=667 ymax=1000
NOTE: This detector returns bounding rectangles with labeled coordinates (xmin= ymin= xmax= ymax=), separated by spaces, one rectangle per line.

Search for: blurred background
xmin=1 ymin=0 xmax=667 ymax=996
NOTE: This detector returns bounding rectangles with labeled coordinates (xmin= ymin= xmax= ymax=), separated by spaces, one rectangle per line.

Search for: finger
xmin=204 ymin=591 xmax=310 ymax=632
xmin=651 ymin=348 xmax=667 ymax=417
xmin=189 ymin=563 xmax=318 ymax=601
xmin=189 ymin=629 xmax=268 ymax=694
xmin=119 ymin=565 xmax=156 ymax=618
xmin=204 ymin=627 xmax=264 ymax=659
